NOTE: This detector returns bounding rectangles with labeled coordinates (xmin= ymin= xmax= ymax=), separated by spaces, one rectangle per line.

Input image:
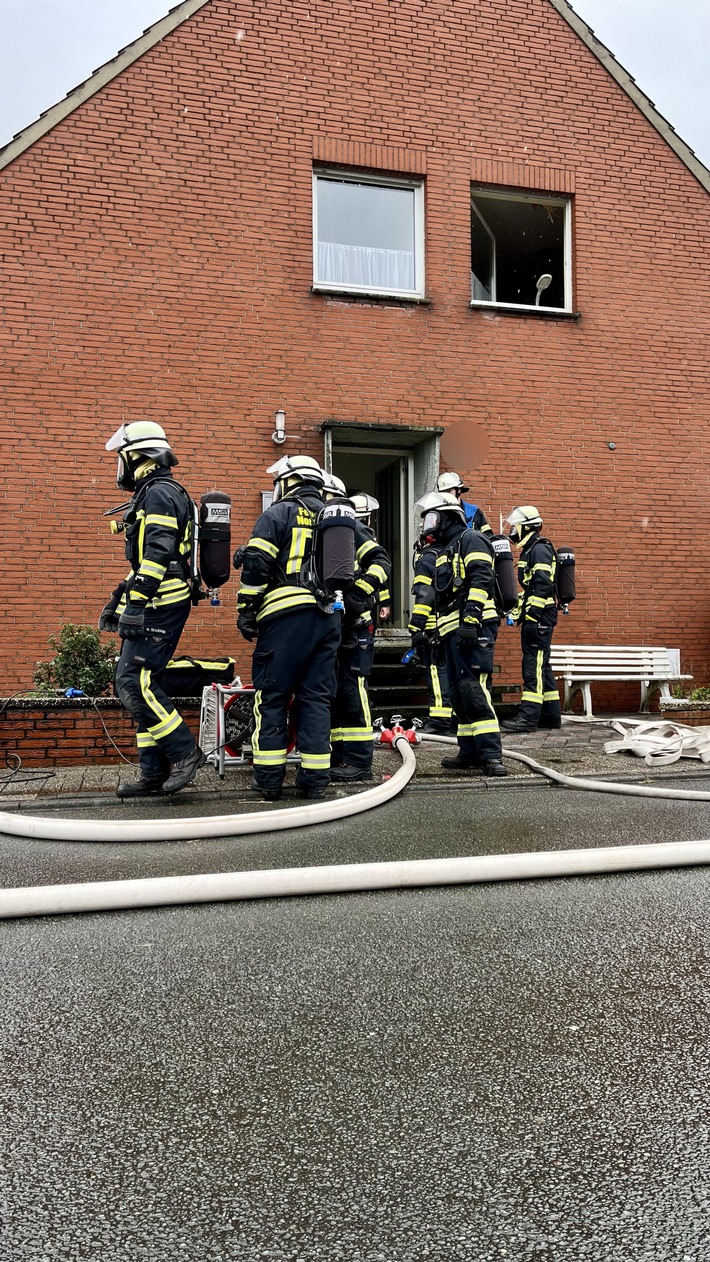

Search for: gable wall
xmin=1 ymin=0 xmax=709 ymax=695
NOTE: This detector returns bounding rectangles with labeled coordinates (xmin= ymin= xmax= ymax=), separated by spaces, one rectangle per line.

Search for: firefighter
xmin=236 ymin=455 xmax=339 ymax=801
xmin=418 ymin=492 xmax=507 ymax=776
xmin=409 ymin=514 xmax=454 ymax=735
xmin=501 ymin=505 xmax=562 ymax=733
xmin=329 ymin=491 xmax=392 ymax=782
xmin=436 ymin=472 xmax=492 ymax=534
xmin=101 ymin=421 xmax=205 ymax=797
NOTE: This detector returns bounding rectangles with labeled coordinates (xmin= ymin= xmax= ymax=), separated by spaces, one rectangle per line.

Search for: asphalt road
xmin=2 ymin=780 xmax=710 ymax=1260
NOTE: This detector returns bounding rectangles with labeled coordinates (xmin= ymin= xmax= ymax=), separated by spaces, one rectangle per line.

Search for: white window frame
xmin=470 ymin=188 xmax=573 ymax=314
xmin=313 ymin=168 xmax=425 ymax=300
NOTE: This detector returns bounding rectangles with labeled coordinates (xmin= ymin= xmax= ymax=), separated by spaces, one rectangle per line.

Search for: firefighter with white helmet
xmin=411 ymin=491 xmax=507 ymax=776
xmin=329 ymin=489 xmax=392 ymax=781
xmin=409 ymin=493 xmax=456 ymax=734
xmin=435 ymin=471 xmax=492 ymax=534
xmin=501 ymin=505 xmax=562 ymax=733
xmin=236 ymin=455 xmax=341 ymax=801
xmin=101 ymin=420 xmax=206 ymax=797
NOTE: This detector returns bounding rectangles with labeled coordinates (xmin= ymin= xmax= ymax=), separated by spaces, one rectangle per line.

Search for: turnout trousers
xmin=114 ymin=600 xmax=196 ymax=779
xmin=444 ymin=627 xmax=503 ymax=764
xmin=331 ymin=632 xmax=375 ymax=773
xmin=423 ymin=638 xmax=453 ymax=730
xmin=251 ymin=606 xmax=340 ymax=794
xmin=519 ymin=622 xmax=561 ymax=726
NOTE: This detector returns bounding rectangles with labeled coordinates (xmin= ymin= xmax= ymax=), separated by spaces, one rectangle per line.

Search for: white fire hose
xmin=3 ymin=724 xmax=710 ymax=920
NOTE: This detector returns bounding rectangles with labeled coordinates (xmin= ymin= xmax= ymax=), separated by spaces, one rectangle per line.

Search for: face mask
xmin=116 ymin=453 xmax=135 ymax=491
xmin=421 ymin=510 xmax=441 ymax=538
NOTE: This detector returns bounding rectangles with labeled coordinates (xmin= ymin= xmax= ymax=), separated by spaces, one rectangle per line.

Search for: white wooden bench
xmin=549 ymin=645 xmax=692 ymax=717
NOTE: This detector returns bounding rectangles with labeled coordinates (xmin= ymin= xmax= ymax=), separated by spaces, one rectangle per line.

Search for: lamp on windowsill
xmin=272 ymin=409 xmax=287 ymax=444
xmin=535 ymin=274 xmax=552 ymax=306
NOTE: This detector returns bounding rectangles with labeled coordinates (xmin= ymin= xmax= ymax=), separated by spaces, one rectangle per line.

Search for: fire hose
xmin=3 ymin=723 xmax=710 ymax=920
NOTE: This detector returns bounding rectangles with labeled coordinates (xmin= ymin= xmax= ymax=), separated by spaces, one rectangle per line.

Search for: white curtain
xmin=318 ymin=242 xmax=414 ymax=292
xmin=471 ymin=271 xmax=492 ymax=302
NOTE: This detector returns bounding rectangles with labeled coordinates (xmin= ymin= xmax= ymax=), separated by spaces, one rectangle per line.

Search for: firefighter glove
xmin=98 ymin=602 xmax=121 ymax=634
xmin=410 ymin=630 xmax=428 ymax=650
xmin=237 ymin=609 xmax=258 ymax=642
xmin=344 ymin=591 xmax=368 ymax=618
xmin=118 ymin=604 xmax=146 ymax=640
xmin=456 ymin=622 xmax=481 ymax=646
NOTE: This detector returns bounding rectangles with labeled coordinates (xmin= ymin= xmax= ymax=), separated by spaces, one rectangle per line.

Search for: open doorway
xmin=322 ymin=423 xmax=442 ymax=628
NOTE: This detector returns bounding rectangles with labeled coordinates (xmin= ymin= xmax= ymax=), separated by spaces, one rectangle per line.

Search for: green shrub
xmin=34 ymin=623 xmax=116 ymax=697
xmin=689 ymin=686 xmax=710 ymax=702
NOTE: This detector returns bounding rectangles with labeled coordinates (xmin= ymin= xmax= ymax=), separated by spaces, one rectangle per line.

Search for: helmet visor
xmin=505 ymin=508 xmax=527 ymax=528
xmin=267 ymin=456 xmax=290 ymax=479
xmin=421 ymin=511 xmax=441 ymax=537
xmin=106 ymin=424 xmax=128 ymax=452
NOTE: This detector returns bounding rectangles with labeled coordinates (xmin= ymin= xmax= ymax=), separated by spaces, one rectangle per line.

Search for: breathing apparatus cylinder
xmin=314 ymin=501 xmax=357 ymax=594
xmin=490 ymin=533 xmax=518 ymax=612
xmin=199 ymin=492 xmax=232 ymax=603
xmin=556 ymin=545 xmax=576 ymax=611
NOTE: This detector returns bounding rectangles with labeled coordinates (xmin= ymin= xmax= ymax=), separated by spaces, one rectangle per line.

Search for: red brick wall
xmin=0 ymin=702 xmax=201 ymax=768
xmin=1 ymin=0 xmax=710 ymax=696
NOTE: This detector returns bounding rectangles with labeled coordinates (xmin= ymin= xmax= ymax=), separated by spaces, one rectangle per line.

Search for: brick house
xmin=2 ymin=0 xmax=709 ymax=702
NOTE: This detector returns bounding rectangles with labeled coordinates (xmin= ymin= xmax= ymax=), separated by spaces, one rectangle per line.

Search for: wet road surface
xmin=2 ymin=780 xmax=710 ymax=1260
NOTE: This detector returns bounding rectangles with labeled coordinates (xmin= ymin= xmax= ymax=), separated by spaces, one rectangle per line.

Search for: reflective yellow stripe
xmin=136 ymin=732 xmax=158 ymax=748
xmin=467 ymin=587 xmax=488 ymax=604
xmin=330 ymin=727 xmax=374 ymax=741
xmin=430 ymin=664 xmax=444 ymax=709
xmin=355 ymin=578 xmax=375 ymax=595
xmin=145 ymin=514 xmax=178 ymax=528
xmin=252 ymin=691 xmax=263 ymax=755
xmin=147 ymin=711 xmax=183 ymax=740
xmin=239 ymin=583 xmax=267 ymax=597
xmin=250 ymin=692 xmax=287 ymax=765
xmin=158 ymin=578 xmax=189 ymax=592
xmin=300 ymin=752 xmax=331 ymax=769
xmin=248 ymin=537 xmax=279 ymax=557
xmin=458 ymin=719 xmax=499 ymax=737
xmin=463 ymin=551 xmax=493 ymax=567
xmin=480 ymin=673 xmax=498 ymax=727
xmin=438 ymin=610 xmax=459 ymax=636
xmin=358 ymin=677 xmax=372 ymax=732
xmin=139 ymin=668 xmax=170 ymax=725
xmin=151 ymin=587 xmax=191 ymax=608
xmin=413 ymin=603 xmax=430 ymax=617
xmin=252 ymin=749 xmax=288 ymax=765
xmin=356 ymin=539 xmax=377 ymax=563
xmin=256 ymin=588 xmax=316 ymax=621
xmin=139 ymin=559 xmax=166 ymax=579
xmin=543 ymin=689 xmax=560 ymax=701
xmin=368 ymin=564 xmax=389 ymax=585
xmin=286 ymin=527 xmax=312 ymax=575
xmin=414 ymin=575 xmax=432 ymax=587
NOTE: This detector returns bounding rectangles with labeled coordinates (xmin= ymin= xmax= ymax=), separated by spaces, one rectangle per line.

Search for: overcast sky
xmin=1 ymin=0 xmax=709 ymax=167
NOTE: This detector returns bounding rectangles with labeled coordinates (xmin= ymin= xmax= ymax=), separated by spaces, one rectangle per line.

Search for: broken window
xmin=470 ymin=190 xmax=571 ymax=311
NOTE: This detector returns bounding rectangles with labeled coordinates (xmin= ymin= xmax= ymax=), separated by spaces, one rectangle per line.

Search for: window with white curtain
xmin=313 ymin=171 xmax=425 ymax=298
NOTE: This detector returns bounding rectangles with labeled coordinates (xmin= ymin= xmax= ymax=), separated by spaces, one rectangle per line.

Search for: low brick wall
xmin=0 ymin=698 xmax=202 ymax=768
xmin=659 ymin=701 xmax=710 ymax=728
